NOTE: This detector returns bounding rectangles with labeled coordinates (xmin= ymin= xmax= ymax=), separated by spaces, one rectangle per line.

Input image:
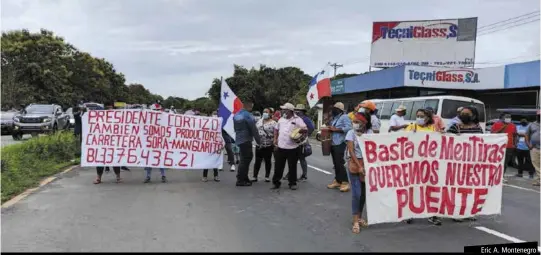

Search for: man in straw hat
xmin=389 ymin=105 xmax=409 ymax=132
xmin=326 ymin=102 xmax=352 ymax=192
xmin=272 ymin=103 xmax=307 ymax=190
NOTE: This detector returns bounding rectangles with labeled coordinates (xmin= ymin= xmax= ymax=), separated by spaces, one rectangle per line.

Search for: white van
xmin=372 ymin=95 xmax=486 ymax=133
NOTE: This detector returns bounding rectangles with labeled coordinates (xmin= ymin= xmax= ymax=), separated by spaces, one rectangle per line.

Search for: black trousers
xmin=254 ymin=145 xmax=273 ymax=178
xmin=97 ymin=166 xmax=120 ymax=176
xmin=516 ymin=149 xmax=534 ymax=176
xmin=331 ymin=143 xmax=348 ymax=183
xmin=203 ymin=168 xmax=218 ymax=177
xmin=272 ymin=147 xmax=301 ymax=186
xmin=237 ymin=142 xmax=253 ymax=183
xmin=504 ymin=148 xmax=516 ymax=174
xmin=224 ymin=142 xmax=235 ymax=165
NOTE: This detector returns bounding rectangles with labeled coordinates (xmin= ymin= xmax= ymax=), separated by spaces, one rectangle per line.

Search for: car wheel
xmin=12 ymin=133 xmax=22 ymax=140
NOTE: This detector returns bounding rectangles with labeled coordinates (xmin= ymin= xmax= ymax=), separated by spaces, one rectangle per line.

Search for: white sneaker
xmin=230 ymin=165 xmax=236 ymax=172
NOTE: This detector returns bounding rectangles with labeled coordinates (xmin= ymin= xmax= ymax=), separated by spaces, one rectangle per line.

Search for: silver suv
xmin=12 ymin=104 xmax=70 ymax=140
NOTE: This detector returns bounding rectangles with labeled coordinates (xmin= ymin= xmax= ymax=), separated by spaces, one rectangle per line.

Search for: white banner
xmin=81 ymin=110 xmax=224 ymax=169
xmin=370 ymin=18 xmax=477 ymax=68
xmin=358 ymin=132 xmax=507 ymax=225
xmin=404 ymin=65 xmax=505 ymax=90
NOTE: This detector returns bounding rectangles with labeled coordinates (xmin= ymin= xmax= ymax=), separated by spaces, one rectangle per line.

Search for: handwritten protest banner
xmin=358 ymin=132 xmax=508 ymax=225
xmin=81 ymin=110 xmax=224 ymax=169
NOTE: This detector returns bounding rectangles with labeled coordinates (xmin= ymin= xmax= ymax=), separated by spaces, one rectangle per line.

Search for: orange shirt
xmin=491 ymin=121 xmax=517 ymax=148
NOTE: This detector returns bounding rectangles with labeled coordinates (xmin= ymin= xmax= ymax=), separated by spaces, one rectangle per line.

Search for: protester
xmin=358 ymin=100 xmax=380 ymax=133
xmin=295 ymin=104 xmax=315 ymax=182
xmin=94 ymin=166 xmax=121 ymax=184
xmin=272 ymin=110 xmax=281 ymax=122
xmin=213 ymin=109 xmax=236 ymax=171
xmin=425 ymin=107 xmax=445 ymax=132
xmin=202 ymin=168 xmax=220 ymax=182
xmin=144 ymin=104 xmax=167 ymax=183
xmin=389 ymin=105 xmax=408 ymax=132
xmin=233 ymin=100 xmax=261 ymax=187
xmin=525 ymin=112 xmax=540 ymax=186
xmin=403 ymin=108 xmax=442 ymax=226
xmin=327 ymin=102 xmax=352 ymax=192
xmin=253 ymin=108 xmax=277 ymax=182
xmin=271 ymin=103 xmax=307 ymax=190
xmin=491 ymin=112 xmax=517 ymax=183
xmin=447 ymin=106 xmax=483 ymax=222
xmin=516 ymin=119 xmax=534 ymax=178
xmin=73 ymin=105 xmax=85 ymax=145
xmin=446 ymin=107 xmax=463 ymax=131
xmin=346 ymin=112 xmax=372 ymax=233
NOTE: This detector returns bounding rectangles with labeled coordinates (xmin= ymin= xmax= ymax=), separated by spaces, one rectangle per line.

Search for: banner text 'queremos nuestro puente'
xmin=358 ymin=132 xmax=507 ymax=225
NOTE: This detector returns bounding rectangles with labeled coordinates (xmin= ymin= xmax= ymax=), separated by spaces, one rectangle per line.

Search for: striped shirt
xmin=447 ymin=123 xmax=484 ymax=134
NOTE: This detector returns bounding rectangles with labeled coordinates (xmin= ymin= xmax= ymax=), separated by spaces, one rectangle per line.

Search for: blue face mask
xmin=262 ymin=113 xmax=270 ymax=119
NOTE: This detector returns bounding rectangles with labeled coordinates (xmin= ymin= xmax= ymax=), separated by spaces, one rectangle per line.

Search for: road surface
xmin=2 ymin=140 xmax=540 ymax=252
xmin=1 ymin=134 xmax=31 ymax=147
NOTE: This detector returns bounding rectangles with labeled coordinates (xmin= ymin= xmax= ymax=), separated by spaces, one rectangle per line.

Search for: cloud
xmin=1 ymin=0 xmax=539 ymax=100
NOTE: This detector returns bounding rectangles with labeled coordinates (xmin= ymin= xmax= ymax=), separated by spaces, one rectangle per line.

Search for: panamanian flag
xmin=218 ymin=80 xmax=243 ymax=141
xmin=306 ymin=65 xmax=332 ymax=108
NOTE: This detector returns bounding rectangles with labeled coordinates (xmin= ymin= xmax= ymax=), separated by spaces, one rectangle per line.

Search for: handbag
xmin=302 ymin=142 xmax=313 ymax=157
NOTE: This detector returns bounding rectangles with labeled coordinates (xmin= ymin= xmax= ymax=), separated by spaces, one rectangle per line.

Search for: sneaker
xmin=340 ymin=182 xmax=350 ymax=192
xmin=428 ymin=217 xmax=442 ymax=226
xmin=121 ymin=166 xmax=130 ymax=171
xmin=327 ymin=179 xmax=340 ymax=189
xmin=251 ymin=177 xmax=258 ymax=182
xmin=264 ymin=177 xmax=271 ymax=182
xmin=144 ymin=177 xmax=151 ymax=183
xmin=289 ymin=184 xmax=298 ymax=190
xmin=214 ymin=177 xmax=220 ymax=182
xmin=230 ymin=165 xmax=236 ymax=172
xmin=515 ymin=174 xmax=523 ymax=178
xmin=202 ymin=177 xmax=208 ymax=182
xmin=271 ymin=184 xmax=280 ymax=190
xmin=299 ymin=176 xmax=307 ymax=182
xmin=161 ymin=176 xmax=167 ymax=183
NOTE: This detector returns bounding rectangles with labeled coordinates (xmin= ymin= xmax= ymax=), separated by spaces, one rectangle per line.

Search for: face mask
xmin=262 ymin=113 xmax=270 ymax=119
xmin=358 ymin=107 xmax=367 ymax=113
xmin=504 ymin=118 xmax=512 ymax=123
xmin=416 ymin=117 xmax=425 ymax=125
xmin=459 ymin=114 xmax=472 ymax=124
xmin=521 ymin=122 xmax=528 ymax=126
xmin=353 ymin=123 xmax=360 ymax=130
xmin=332 ymin=109 xmax=341 ymax=116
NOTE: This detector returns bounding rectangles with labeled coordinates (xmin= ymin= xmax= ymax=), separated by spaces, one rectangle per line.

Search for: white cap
xmin=280 ymin=103 xmax=295 ymax=110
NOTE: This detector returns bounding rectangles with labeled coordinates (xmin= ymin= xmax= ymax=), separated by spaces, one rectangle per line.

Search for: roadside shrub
xmin=1 ymin=132 xmax=79 ymax=203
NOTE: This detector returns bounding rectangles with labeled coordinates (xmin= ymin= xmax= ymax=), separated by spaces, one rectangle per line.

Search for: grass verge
xmin=1 ymin=132 xmax=80 ymax=203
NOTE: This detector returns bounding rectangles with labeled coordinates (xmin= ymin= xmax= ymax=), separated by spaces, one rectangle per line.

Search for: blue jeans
xmin=349 ymin=171 xmax=365 ymax=215
xmin=145 ymin=167 xmax=165 ymax=178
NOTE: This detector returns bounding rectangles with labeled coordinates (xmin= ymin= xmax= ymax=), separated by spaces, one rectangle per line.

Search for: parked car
xmin=1 ymin=111 xmax=16 ymax=135
xmin=11 ymin=104 xmax=70 ymax=140
xmin=65 ymin=107 xmax=75 ymax=128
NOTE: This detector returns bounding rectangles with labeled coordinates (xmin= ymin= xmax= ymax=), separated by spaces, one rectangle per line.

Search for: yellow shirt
xmin=405 ymin=123 xmax=436 ymax=132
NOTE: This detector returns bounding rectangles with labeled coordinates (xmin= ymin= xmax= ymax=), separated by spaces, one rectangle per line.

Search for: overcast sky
xmin=2 ymin=0 xmax=539 ymax=99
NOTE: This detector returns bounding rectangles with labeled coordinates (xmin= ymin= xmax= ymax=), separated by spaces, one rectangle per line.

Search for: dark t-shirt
xmin=447 ymin=123 xmax=484 ymax=134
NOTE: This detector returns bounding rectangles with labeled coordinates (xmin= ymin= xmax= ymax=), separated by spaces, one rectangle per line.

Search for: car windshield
xmin=25 ymin=105 xmax=54 ymax=114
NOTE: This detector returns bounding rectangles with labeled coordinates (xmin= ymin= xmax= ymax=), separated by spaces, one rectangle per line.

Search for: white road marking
xmin=503 ymin=184 xmax=540 ymax=193
xmin=475 ymin=226 xmax=541 ymax=251
xmin=307 ymin=164 xmax=332 ymax=175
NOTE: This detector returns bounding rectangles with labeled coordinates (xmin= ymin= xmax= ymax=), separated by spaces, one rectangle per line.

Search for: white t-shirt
xmin=389 ymin=114 xmax=406 ymax=132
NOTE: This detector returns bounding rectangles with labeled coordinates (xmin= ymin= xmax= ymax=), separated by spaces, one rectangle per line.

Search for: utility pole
xmin=329 ymin=63 xmax=343 ymax=77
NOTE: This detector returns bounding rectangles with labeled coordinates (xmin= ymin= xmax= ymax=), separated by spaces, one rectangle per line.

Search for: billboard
xmin=404 ymin=65 xmax=505 ymax=90
xmin=370 ymin=18 xmax=477 ymax=68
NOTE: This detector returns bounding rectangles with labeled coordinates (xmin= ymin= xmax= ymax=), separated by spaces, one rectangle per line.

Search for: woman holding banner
xmin=447 ymin=106 xmax=483 ymax=222
xmin=346 ymin=112 xmax=372 ymax=234
xmin=403 ymin=108 xmax=443 ymax=226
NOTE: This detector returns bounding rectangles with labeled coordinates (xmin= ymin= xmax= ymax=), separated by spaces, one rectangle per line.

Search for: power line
xmin=478 ymin=18 xmax=539 ymax=36
xmin=477 ymin=10 xmax=539 ymax=30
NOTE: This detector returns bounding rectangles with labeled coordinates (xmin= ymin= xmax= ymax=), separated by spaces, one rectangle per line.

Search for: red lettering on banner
xmin=471 ymin=188 xmax=488 ymax=215
xmin=425 ymin=186 xmax=440 ymax=213
xmin=446 ymin=162 xmax=502 ymax=187
xmin=396 ymin=189 xmax=408 ymax=218
xmin=391 ymin=164 xmax=403 ymax=188
xmin=440 ymin=135 xmax=507 ymax=163
xmin=457 ymin=187 xmax=472 ymax=215
xmin=365 ymin=137 xmax=415 ymax=163
xmin=439 ymin=186 xmax=456 ymax=215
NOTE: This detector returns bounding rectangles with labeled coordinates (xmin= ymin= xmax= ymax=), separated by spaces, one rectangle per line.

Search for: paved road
xmin=1 ymin=134 xmax=31 ymax=147
xmin=2 ymin=140 xmax=540 ymax=252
